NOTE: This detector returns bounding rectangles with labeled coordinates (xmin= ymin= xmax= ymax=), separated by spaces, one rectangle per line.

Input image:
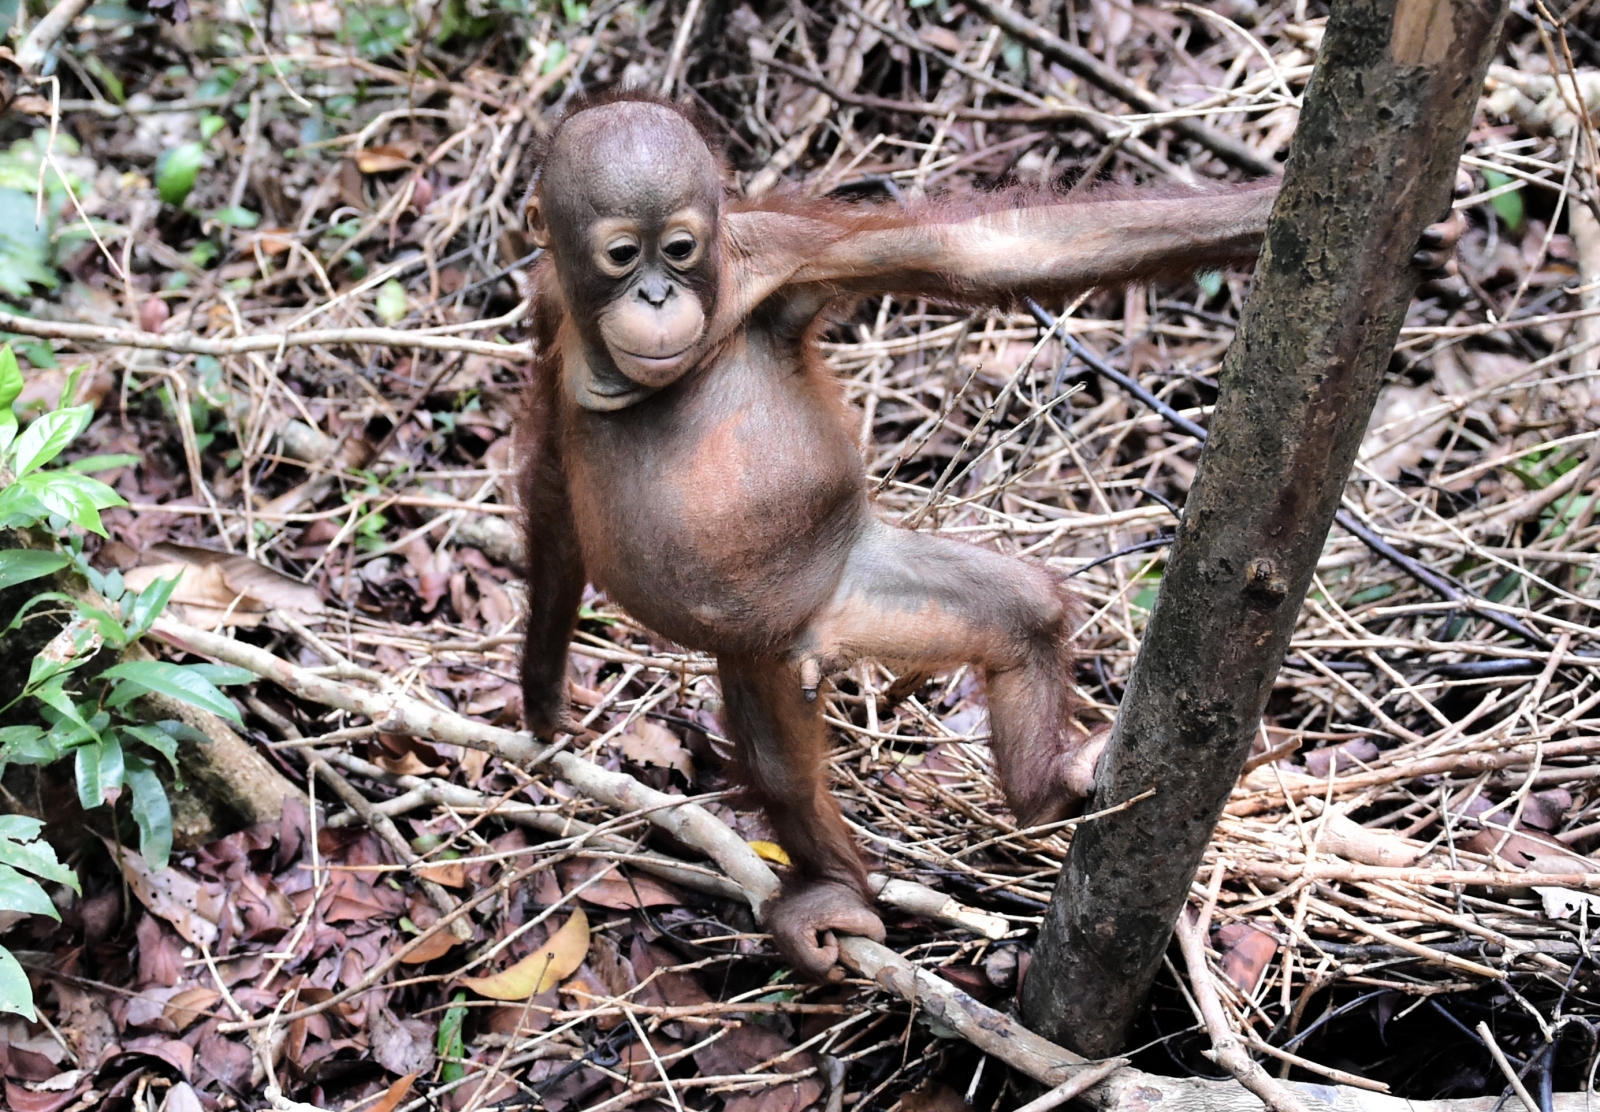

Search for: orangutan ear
xmin=525 ymin=193 xmax=550 ymax=249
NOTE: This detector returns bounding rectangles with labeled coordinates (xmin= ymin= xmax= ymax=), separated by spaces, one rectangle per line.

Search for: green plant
xmin=156 ymin=142 xmax=205 ymax=206
xmin=436 ymin=992 xmax=468 ymax=1082
xmin=343 ymin=4 xmax=415 ymax=59
xmin=0 ymin=816 xmax=78 ymax=1019
xmin=1481 ymin=168 xmax=1525 ymax=231
xmin=0 ymin=346 xmax=250 ymax=1017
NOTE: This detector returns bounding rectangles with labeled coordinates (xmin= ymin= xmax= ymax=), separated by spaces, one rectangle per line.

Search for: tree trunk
xmin=1019 ymin=0 xmax=1510 ymax=1056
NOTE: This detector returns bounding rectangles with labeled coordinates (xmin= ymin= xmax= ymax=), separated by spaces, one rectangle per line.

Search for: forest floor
xmin=2 ymin=0 xmax=1600 ymax=1109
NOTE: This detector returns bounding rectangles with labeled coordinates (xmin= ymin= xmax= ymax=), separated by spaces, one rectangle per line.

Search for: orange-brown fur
xmin=517 ymin=94 xmax=1278 ymax=977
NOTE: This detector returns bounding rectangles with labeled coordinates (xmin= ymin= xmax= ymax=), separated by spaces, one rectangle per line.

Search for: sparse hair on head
xmin=519 ymin=91 xmax=729 ymax=220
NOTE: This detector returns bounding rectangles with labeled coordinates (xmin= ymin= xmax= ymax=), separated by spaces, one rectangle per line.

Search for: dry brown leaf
xmin=1215 ymin=922 xmax=1279 ymax=995
xmin=400 ymin=928 xmax=462 ymax=965
xmin=376 ymin=751 xmax=436 ymax=777
xmin=140 ymin=297 xmax=169 ymax=333
xmin=14 ymin=364 xmax=116 ymax=418
xmin=558 ymin=966 xmax=622 ymax=1027
xmin=252 ymin=227 xmax=296 ymax=255
xmin=617 ymin=721 xmax=693 ymax=779
xmin=356 ymin=144 xmax=420 ymax=173
xmin=368 ymin=1073 xmax=418 ymax=1112
xmin=211 ymin=550 xmax=325 ymax=613
xmin=162 ymin=987 xmax=221 ymax=1032
xmin=560 ymin=861 xmax=681 ymax=909
xmin=369 ymin=1009 xmax=436 ymax=1077
xmin=415 ymin=860 xmax=467 ymax=887
xmin=459 ymin=908 xmax=589 ymax=999
xmin=484 ymin=998 xmax=555 ymax=1036
xmin=123 ymin=543 xmax=322 ymax=630
xmin=1458 ymin=796 xmax=1598 ymax=872
xmin=617 ymin=1033 xmax=686 ymax=1081
xmin=902 ymin=1082 xmax=973 ymax=1112
xmin=917 ymin=25 xmax=964 ymax=53
xmin=104 ymin=838 xmax=221 ymax=947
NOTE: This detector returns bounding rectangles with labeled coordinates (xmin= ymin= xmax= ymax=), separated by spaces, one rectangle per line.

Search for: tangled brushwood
xmin=0 ymin=0 xmax=1597 ymax=1109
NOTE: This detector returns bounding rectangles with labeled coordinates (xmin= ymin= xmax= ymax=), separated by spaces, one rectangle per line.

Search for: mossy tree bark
xmin=1019 ymin=0 xmax=1510 ymax=1056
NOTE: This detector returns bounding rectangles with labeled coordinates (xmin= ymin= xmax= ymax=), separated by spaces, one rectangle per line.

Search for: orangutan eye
xmin=663 ymin=234 xmax=697 ymax=264
xmin=607 ymin=241 xmax=640 ymax=266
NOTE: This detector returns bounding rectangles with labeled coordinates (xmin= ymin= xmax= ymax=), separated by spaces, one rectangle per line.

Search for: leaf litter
xmin=0 ymin=0 xmax=1598 ymax=1107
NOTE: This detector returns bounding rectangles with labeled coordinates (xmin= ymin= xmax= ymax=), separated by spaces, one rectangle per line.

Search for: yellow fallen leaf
xmin=458 ymin=908 xmax=589 ymax=999
xmin=749 ymin=840 xmax=791 ymax=867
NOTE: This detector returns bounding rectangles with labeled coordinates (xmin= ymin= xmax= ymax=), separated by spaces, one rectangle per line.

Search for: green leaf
xmin=16 ymin=472 xmax=123 ymax=536
xmin=15 ymin=476 xmax=101 ymax=535
xmin=0 ymin=482 xmax=47 ymax=527
xmin=1481 ymin=169 xmax=1524 ymax=231
xmin=0 ymin=189 xmax=59 ymax=299
xmin=0 ymin=549 xmax=68 ymax=590
xmin=125 ymin=755 xmax=173 ymax=869
xmin=11 ymin=404 xmax=92 ymax=476
xmin=0 ymin=345 xmax=21 ymax=412
xmin=16 ymin=341 xmax=54 ymax=369
xmin=25 ymin=652 xmax=62 ymax=692
xmin=1488 ymin=571 xmax=1521 ymax=603
xmin=156 ymin=142 xmax=205 ymax=207
xmin=100 ymin=661 xmax=243 ymax=724
xmin=57 ymin=365 xmax=84 ymax=411
xmin=1001 ymin=37 xmax=1025 ymax=75
xmin=29 ymin=677 xmax=95 ymax=738
xmin=0 ymin=864 xmax=57 ymax=919
xmin=66 ymin=453 xmax=140 ymax=474
xmin=209 ymin=206 xmax=259 ymax=228
xmin=39 ymin=470 xmax=125 ymax=509
xmin=194 ymin=67 xmax=239 ymax=100
xmin=0 ymin=816 xmax=42 ymax=842
xmin=438 ymin=992 xmax=468 ymax=1082
xmin=0 ymin=724 xmax=57 ymax=766
xmin=1196 ymin=269 xmax=1224 ymax=299
xmin=121 ymin=724 xmax=180 ymax=776
xmin=200 ymin=114 xmax=228 ymax=142
xmin=1347 ymin=583 xmax=1396 ymax=606
xmin=100 ymin=733 xmax=125 ymax=795
xmin=0 ymin=947 xmax=35 ymax=1020
xmin=60 ymin=600 xmax=127 ymax=649
xmin=75 ymin=740 xmax=105 ymax=809
xmin=123 ymin=574 xmax=179 ymax=639
xmin=0 ymin=827 xmax=76 ymax=888
xmin=82 ymin=54 xmax=124 ymax=104
xmin=376 ymin=279 xmax=408 ymax=325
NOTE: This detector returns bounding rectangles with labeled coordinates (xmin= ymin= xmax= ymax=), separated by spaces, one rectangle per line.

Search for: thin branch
xmin=0 ymin=309 xmax=532 ymax=360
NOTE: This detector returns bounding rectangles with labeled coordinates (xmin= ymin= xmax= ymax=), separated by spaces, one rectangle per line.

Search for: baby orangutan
xmin=517 ymin=95 xmax=1460 ymax=978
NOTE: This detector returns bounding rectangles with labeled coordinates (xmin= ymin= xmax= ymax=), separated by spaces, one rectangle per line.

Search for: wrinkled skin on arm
xmin=516 ymin=94 xmax=1464 ymax=979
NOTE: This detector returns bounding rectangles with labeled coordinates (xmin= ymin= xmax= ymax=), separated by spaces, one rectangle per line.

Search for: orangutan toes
xmin=1064 ymin=724 xmax=1111 ymax=802
xmin=767 ymin=880 xmax=886 ymax=981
